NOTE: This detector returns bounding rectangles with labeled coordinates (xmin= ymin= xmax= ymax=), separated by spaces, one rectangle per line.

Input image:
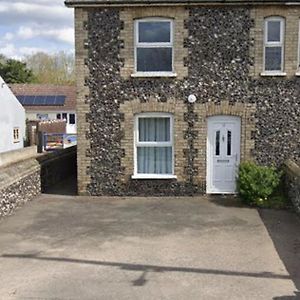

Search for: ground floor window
xmin=56 ymin=113 xmax=76 ymax=125
xmin=37 ymin=113 xmax=49 ymax=120
xmin=134 ymin=113 xmax=174 ymax=178
xmin=13 ymin=127 xmax=20 ymax=143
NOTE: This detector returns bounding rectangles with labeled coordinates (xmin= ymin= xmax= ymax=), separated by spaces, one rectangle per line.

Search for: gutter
xmin=65 ymin=0 xmax=300 ymax=7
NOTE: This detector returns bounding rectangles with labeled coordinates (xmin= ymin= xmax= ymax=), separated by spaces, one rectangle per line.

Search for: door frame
xmin=206 ymin=115 xmax=241 ymax=194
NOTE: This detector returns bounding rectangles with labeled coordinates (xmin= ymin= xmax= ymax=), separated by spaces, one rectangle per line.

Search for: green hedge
xmin=237 ymin=162 xmax=283 ymax=207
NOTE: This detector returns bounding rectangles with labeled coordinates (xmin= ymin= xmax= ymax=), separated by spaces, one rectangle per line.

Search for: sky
xmin=0 ymin=0 xmax=74 ymax=60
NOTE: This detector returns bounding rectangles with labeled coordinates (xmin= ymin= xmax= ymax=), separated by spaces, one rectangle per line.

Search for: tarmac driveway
xmin=0 ymin=195 xmax=299 ymax=300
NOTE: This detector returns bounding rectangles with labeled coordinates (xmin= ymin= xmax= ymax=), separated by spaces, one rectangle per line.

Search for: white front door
xmin=207 ymin=116 xmax=241 ymax=194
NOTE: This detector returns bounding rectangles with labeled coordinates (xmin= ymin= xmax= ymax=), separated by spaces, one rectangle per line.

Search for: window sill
xmin=131 ymin=72 xmax=177 ymax=78
xmin=131 ymin=174 xmax=177 ymax=180
xmin=295 ymin=72 xmax=300 ymax=76
xmin=260 ymin=72 xmax=287 ymax=77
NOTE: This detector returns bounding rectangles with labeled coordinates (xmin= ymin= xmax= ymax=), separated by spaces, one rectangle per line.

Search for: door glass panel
xmin=215 ymin=130 xmax=220 ymax=156
xmin=227 ymin=130 xmax=232 ymax=156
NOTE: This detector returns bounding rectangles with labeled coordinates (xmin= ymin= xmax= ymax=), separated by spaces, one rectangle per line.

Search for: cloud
xmin=0 ymin=41 xmax=59 ymax=60
xmin=3 ymin=33 xmax=14 ymax=41
xmin=0 ymin=2 xmax=73 ymax=26
xmin=3 ymin=0 xmax=64 ymax=5
xmin=17 ymin=26 xmax=74 ymax=45
xmin=17 ymin=27 xmax=35 ymax=39
xmin=0 ymin=44 xmax=17 ymax=58
xmin=19 ymin=46 xmax=53 ymax=56
xmin=0 ymin=1 xmax=74 ymax=58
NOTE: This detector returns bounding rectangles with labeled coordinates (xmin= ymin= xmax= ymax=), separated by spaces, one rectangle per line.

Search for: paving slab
xmin=0 ymin=195 xmax=299 ymax=300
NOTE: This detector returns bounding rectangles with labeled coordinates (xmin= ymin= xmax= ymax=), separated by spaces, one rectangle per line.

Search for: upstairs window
xmin=264 ymin=17 xmax=285 ymax=73
xmin=135 ymin=19 xmax=173 ymax=74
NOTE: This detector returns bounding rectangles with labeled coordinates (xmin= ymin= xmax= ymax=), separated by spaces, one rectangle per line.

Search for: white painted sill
xmin=131 ymin=72 xmax=177 ymax=78
xmin=131 ymin=174 xmax=177 ymax=180
xmin=260 ymin=72 xmax=287 ymax=77
xmin=295 ymin=71 xmax=300 ymax=76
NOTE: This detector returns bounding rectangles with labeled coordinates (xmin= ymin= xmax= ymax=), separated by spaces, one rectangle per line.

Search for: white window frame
xmin=57 ymin=112 xmax=76 ymax=125
xmin=13 ymin=127 xmax=20 ymax=143
xmin=132 ymin=112 xmax=176 ymax=179
xmin=262 ymin=16 xmax=285 ymax=75
xmin=133 ymin=18 xmax=176 ymax=77
xmin=37 ymin=113 xmax=49 ymax=120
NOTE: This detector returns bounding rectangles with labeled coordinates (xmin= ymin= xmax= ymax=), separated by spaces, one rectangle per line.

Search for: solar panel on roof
xmin=16 ymin=95 xmax=25 ymax=105
xmin=45 ymin=96 xmax=56 ymax=105
xmin=55 ymin=95 xmax=66 ymax=105
xmin=14 ymin=95 xmax=66 ymax=106
xmin=34 ymin=95 xmax=46 ymax=105
xmin=24 ymin=96 xmax=36 ymax=105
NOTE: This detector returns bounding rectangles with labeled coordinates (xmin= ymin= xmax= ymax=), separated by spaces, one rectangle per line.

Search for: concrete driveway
xmin=0 ymin=195 xmax=299 ymax=300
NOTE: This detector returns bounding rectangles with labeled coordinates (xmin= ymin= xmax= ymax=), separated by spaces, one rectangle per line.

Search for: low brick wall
xmin=0 ymin=146 xmax=38 ymax=168
xmin=285 ymin=160 xmax=300 ymax=215
xmin=0 ymin=159 xmax=41 ymax=217
xmin=0 ymin=146 xmax=77 ymax=218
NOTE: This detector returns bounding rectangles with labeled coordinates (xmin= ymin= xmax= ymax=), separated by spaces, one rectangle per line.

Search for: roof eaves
xmin=65 ymin=0 xmax=300 ymax=7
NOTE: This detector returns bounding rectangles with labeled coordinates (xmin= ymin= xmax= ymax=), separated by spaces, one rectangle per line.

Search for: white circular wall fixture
xmin=188 ymin=94 xmax=197 ymax=103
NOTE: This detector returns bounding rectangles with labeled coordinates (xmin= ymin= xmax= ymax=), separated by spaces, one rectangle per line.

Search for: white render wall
xmin=0 ymin=77 xmax=26 ymax=154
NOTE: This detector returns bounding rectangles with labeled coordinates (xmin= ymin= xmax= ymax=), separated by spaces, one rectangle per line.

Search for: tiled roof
xmin=9 ymin=84 xmax=76 ymax=112
xmin=65 ymin=0 xmax=299 ymax=6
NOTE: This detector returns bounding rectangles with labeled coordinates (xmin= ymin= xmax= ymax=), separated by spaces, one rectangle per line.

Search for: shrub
xmin=237 ymin=162 xmax=282 ymax=206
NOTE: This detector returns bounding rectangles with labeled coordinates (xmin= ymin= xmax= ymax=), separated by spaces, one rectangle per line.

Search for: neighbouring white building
xmin=10 ymin=84 xmax=77 ymax=134
xmin=0 ymin=76 xmax=26 ymax=153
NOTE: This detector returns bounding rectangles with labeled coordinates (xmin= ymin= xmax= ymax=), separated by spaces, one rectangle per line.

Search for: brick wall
xmin=74 ymin=5 xmax=300 ymax=196
xmin=75 ymin=8 xmax=91 ymax=195
xmin=285 ymin=159 xmax=300 ymax=215
xmin=0 ymin=146 xmax=77 ymax=217
xmin=0 ymin=159 xmax=41 ymax=217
